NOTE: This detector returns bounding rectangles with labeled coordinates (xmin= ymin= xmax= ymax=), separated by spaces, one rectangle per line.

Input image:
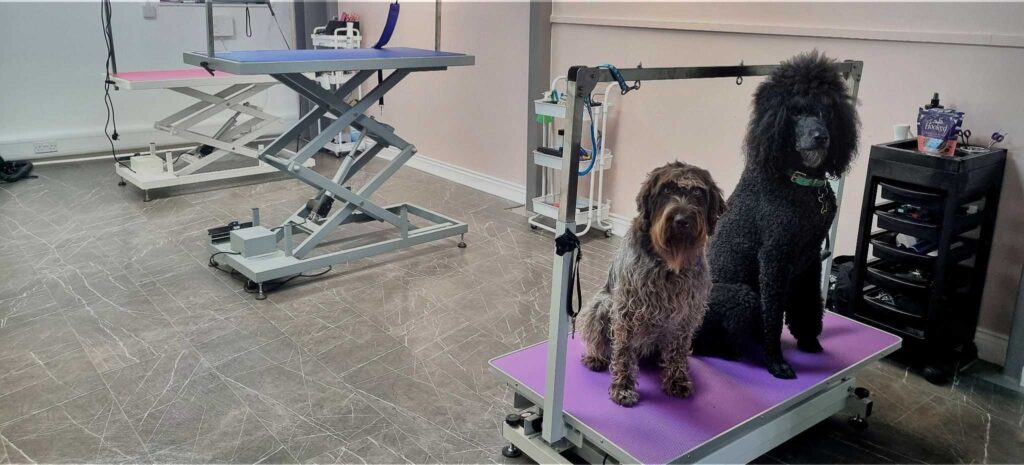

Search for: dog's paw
xmin=662 ymin=376 xmax=693 ymax=398
xmin=581 ymin=354 xmax=609 ymax=371
xmin=797 ymin=338 xmax=824 ymax=353
xmin=768 ymin=361 xmax=797 ymax=379
xmin=609 ymin=387 xmax=639 ymax=407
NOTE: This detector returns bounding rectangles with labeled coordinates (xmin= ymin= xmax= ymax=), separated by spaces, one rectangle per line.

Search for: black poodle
xmin=693 ymin=51 xmax=859 ymax=379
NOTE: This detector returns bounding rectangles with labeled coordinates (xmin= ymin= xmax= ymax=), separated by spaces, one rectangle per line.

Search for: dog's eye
xmin=692 ymin=189 xmax=704 ymax=198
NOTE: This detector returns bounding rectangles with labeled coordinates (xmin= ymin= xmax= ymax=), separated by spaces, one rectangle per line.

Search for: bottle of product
xmin=924 ymin=93 xmax=943 ymax=110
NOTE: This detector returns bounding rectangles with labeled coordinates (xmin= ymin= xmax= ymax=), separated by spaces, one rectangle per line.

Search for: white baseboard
xmin=976 ymin=327 xmax=1009 ymax=366
xmin=380 ymin=149 xmax=528 ymax=205
xmin=606 ymin=213 xmax=632 ymax=237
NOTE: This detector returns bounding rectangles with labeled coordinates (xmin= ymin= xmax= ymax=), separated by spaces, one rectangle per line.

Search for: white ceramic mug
xmin=893 ymin=124 xmax=913 ymax=140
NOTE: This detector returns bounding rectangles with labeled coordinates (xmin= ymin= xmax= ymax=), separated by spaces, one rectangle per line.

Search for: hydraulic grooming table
xmin=111 ymin=69 xmax=314 ymax=199
xmin=491 ymin=312 xmax=901 ymax=464
xmin=182 ymin=48 xmax=474 ymax=298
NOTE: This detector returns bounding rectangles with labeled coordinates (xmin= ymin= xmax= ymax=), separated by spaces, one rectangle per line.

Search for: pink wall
xmin=337 ymin=2 xmax=1021 ymax=342
xmin=342 ymin=1 xmax=531 ymax=185
xmin=549 ymin=4 xmax=1024 ymax=339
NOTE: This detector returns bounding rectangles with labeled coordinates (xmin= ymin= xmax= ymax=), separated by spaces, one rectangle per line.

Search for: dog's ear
xmin=744 ymin=84 xmax=791 ymax=178
xmin=823 ymin=93 xmax=859 ymax=177
xmin=635 ymin=168 xmax=665 ymax=232
xmin=705 ymin=181 xmax=727 ymax=236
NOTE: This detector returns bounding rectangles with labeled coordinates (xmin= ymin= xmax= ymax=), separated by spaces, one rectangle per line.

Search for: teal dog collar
xmin=789 ymin=171 xmax=828 ymax=188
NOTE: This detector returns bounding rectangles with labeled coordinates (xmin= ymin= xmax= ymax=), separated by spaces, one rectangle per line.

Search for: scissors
xmin=988 ymin=131 xmax=1007 ymax=148
xmin=957 ymin=129 xmax=972 ymax=146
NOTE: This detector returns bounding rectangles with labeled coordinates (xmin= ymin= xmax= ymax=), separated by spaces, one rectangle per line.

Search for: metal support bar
xmin=276 ymin=70 xmax=408 ymax=167
xmin=541 ymin=65 xmax=595 ymax=445
xmin=821 ymin=60 xmax=864 ymax=298
xmin=273 ymin=72 xmax=412 ymax=150
xmin=586 ymin=62 xmax=855 ymax=83
xmin=260 ymin=70 xmax=375 ymax=159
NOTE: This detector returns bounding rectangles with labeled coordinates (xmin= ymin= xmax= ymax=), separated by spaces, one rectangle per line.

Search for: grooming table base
xmin=111 ymin=69 xmax=289 ymax=197
xmin=114 ymin=158 xmax=314 ymax=192
xmin=490 ymin=312 xmax=900 ymax=464
xmin=210 ymin=203 xmax=467 ymax=284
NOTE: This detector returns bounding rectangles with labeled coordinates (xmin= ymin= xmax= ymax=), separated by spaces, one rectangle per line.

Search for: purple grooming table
xmin=490 ymin=312 xmax=900 ymax=464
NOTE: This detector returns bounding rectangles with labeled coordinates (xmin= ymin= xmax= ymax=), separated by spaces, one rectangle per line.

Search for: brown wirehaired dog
xmin=578 ymin=161 xmax=725 ymax=407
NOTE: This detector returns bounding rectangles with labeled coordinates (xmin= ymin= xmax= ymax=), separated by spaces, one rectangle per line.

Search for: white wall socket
xmin=33 ymin=141 xmax=58 ymax=154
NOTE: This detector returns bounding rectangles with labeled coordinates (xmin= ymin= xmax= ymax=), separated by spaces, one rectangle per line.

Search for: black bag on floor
xmin=827 ymin=255 xmax=856 ymax=315
xmin=0 ymin=156 xmax=34 ymax=183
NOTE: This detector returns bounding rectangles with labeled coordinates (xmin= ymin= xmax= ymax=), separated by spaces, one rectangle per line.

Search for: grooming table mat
xmin=183 ymin=47 xmax=474 ymax=74
xmin=490 ymin=312 xmax=900 ymax=464
xmin=110 ymin=69 xmax=277 ymax=90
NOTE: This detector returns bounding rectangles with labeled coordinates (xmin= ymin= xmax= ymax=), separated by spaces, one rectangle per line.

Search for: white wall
xmin=548 ymin=2 xmax=1024 ymax=353
xmin=341 ymin=1 xmax=532 ymax=186
xmin=0 ymin=1 xmax=296 ymax=161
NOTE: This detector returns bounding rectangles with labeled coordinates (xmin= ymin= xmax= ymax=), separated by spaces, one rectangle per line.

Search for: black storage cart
xmin=850 ymin=139 xmax=1006 ymax=384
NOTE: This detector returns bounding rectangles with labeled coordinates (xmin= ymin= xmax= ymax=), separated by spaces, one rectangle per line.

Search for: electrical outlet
xmin=142 ymin=2 xmax=157 ymax=19
xmin=33 ymin=141 xmax=58 ymax=154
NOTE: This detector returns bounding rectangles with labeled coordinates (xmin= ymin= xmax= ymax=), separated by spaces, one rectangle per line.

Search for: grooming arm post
xmin=542 ymin=66 xmax=595 ymax=445
xmin=821 ymin=60 xmax=864 ymax=298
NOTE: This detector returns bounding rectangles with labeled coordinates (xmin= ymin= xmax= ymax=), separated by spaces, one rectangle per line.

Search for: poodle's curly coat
xmin=693 ymin=51 xmax=860 ymax=379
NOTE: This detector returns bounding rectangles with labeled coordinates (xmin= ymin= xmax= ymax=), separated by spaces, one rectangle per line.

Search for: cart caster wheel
xmin=530 ymin=224 xmax=538 ymax=230
xmin=848 ymin=415 xmax=868 ymax=431
xmin=457 ymin=242 xmax=467 ymax=249
xmin=501 ymin=443 xmax=522 ymax=459
xmin=923 ymin=365 xmax=950 ymax=385
xmin=457 ymin=234 xmax=467 ymax=249
xmin=118 ymin=178 xmax=126 ymax=187
xmin=960 ymin=342 xmax=978 ymax=364
xmin=604 ymin=229 xmax=614 ymax=238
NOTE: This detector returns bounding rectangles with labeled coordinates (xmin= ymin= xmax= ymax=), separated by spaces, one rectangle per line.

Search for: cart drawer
xmin=874 ymin=203 xmax=982 ymax=242
xmin=870 ymin=231 xmax=975 ymax=268
xmin=880 ymin=182 xmax=943 ymax=210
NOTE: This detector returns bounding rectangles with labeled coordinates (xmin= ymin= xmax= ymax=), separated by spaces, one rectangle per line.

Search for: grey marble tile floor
xmin=0 ymin=155 xmax=1020 ymax=463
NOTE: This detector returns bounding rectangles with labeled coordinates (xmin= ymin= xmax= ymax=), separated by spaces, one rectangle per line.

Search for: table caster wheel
xmin=848 ymin=415 xmax=868 ymax=431
xmin=501 ymin=443 xmax=522 ymax=458
xmin=457 ymin=234 xmax=467 ymax=248
xmin=530 ymin=224 xmax=538 ymax=230
xmin=604 ymin=229 xmax=613 ymax=238
xmin=118 ymin=178 xmax=126 ymax=187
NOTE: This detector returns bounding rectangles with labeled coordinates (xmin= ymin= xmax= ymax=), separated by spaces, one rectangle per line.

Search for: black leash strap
xmin=555 ymin=228 xmax=583 ymax=337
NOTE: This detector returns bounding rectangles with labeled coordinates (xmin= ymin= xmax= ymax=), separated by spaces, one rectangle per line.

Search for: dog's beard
xmin=650 ymin=210 xmax=705 ymax=273
xmin=798 ymin=149 xmax=827 ymax=169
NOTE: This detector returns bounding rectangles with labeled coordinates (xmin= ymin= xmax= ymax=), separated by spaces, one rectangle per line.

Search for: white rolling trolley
xmin=528 ymin=77 xmax=615 ymax=237
xmin=311 ymin=21 xmax=372 ymax=156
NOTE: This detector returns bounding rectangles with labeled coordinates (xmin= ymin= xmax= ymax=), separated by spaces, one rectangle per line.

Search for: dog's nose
xmin=812 ymin=132 xmax=830 ymax=144
xmin=673 ymin=214 xmax=689 ymax=228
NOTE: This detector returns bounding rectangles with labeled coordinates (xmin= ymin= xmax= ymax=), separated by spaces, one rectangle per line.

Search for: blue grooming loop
xmin=183 ymin=48 xmax=474 ymax=298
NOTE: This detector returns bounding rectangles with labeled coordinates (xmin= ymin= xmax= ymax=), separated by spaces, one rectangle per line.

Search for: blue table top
xmin=183 ymin=47 xmax=474 ymax=74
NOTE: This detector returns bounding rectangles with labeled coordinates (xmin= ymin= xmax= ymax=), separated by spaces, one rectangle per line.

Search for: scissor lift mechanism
xmin=184 ymin=41 xmax=474 ymax=298
xmin=491 ymin=60 xmax=875 ymax=463
xmin=110 ymin=70 xmax=312 ymax=200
